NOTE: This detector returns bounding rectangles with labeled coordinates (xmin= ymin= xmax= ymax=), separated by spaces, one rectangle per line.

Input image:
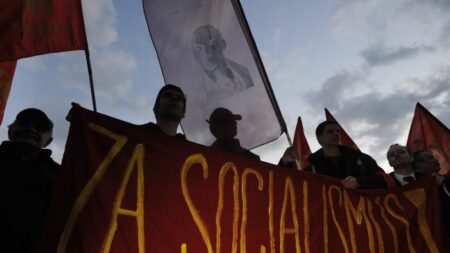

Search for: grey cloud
xmin=440 ymin=21 xmax=450 ymax=45
xmin=361 ymin=45 xmax=435 ymax=67
xmin=327 ymin=68 xmax=450 ymax=166
xmin=304 ymin=70 xmax=361 ymax=109
xmin=405 ymin=0 xmax=450 ymax=11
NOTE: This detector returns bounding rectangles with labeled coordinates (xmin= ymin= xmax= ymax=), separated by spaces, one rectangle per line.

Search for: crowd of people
xmin=1 ymin=84 xmax=448 ymax=252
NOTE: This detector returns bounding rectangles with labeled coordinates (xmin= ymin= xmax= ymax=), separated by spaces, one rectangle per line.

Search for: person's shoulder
xmin=140 ymin=122 xmax=186 ymax=140
xmin=140 ymin=122 xmax=158 ymax=129
xmin=340 ymin=145 xmax=374 ymax=159
xmin=339 ymin=145 xmax=360 ymax=155
xmin=308 ymin=148 xmax=323 ymax=160
xmin=245 ymin=150 xmax=260 ymax=161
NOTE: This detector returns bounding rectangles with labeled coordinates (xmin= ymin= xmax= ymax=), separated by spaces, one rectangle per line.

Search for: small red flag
xmin=0 ymin=0 xmax=88 ymax=61
xmin=293 ymin=116 xmax=311 ymax=170
xmin=0 ymin=60 xmax=17 ymax=125
xmin=325 ymin=108 xmax=360 ymax=151
xmin=407 ymin=103 xmax=450 ymax=175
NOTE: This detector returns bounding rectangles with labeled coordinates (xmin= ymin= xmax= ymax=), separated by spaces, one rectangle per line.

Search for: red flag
xmin=0 ymin=0 xmax=88 ymax=61
xmin=293 ymin=116 xmax=311 ymax=170
xmin=325 ymin=108 xmax=360 ymax=151
xmin=0 ymin=60 xmax=17 ymax=125
xmin=407 ymin=103 xmax=450 ymax=175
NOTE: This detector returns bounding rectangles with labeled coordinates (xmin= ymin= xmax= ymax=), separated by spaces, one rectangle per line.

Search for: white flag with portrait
xmin=143 ymin=0 xmax=284 ymax=149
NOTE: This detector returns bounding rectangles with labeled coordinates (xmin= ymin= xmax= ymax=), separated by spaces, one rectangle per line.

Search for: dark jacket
xmin=211 ymin=138 xmax=260 ymax=161
xmin=388 ymin=171 xmax=427 ymax=186
xmin=0 ymin=141 xmax=60 ymax=253
xmin=141 ymin=122 xmax=186 ymax=139
xmin=306 ymin=145 xmax=387 ymax=189
xmin=441 ymin=176 xmax=450 ymax=238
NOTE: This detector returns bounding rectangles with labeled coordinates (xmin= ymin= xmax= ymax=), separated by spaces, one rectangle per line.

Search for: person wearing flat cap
xmin=207 ymin=107 xmax=259 ymax=160
xmin=0 ymin=108 xmax=60 ymax=253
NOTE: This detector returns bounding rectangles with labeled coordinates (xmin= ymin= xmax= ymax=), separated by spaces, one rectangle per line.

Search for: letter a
xmin=101 ymin=144 xmax=146 ymax=253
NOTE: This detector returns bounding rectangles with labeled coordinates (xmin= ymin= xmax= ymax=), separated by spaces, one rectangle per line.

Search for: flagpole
xmin=284 ymin=131 xmax=302 ymax=170
xmin=232 ymin=0 xmax=301 ymax=170
xmin=84 ymin=49 xmax=97 ymax=112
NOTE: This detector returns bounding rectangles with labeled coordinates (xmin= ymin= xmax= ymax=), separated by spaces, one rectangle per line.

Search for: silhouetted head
xmin=207 ymin=107 xmax=241 ymax=140
xmin=153 ymin=84 xmax=186 ymax=121
xmin=8 ymin=108 xmax=53 ymax=148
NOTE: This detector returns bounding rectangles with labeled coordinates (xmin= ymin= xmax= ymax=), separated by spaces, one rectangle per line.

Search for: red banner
xmin=325 ymin=108 xmax=360 ymax=151
xmin=293 ymin=117 xmax=311 ymax=170
xmin=0 ymin=60 xmax=17 ymax=125
xmin=407 ymin=103 xmax=450 ymax=175
xmin=0 ymin=0 xmax=87 ymax=61
xmin=39 ymin=106 xmax=449 ymax=253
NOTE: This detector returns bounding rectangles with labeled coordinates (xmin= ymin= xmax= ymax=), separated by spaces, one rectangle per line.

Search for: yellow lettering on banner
xmin=56 ymin=123 xmax=127 ymax=253
xmin=343 ymin=191 xmax=375 ymax=253
xmin=328 ymin=186 xmax=349 ymax=253
xmin=322 ymin=185 xmax=329 ymax=253
xmin=181 ymin=243 xmax=187 ymax=253
xmin=303 ymin=181 xmax=310 ymax=253
xmin=374 ymin=197 xmax=398 ymax=253
xmin=279 ymin=177 xmax=301 ymax=253
xmin=240 ymin=168 xmax=264 ymax=253
xmin=268 ymin=171 xmax=275 ymax=253
xmin=101 ymin=144 xmax=145 ymax=253
xmin=216 ymin=162 xmax=240 ymax=253
xmin=385 ymin=194 xmax=416 ymax=253
xmin=366 ymin=199 xmax=384 ymax=253
xmin=260 ymin=245 xmax=266 ymax=253
xmin=181 ymin=154 xmax=214 ymax=253
xmin=403 ymin=188 xmax=439 ymax=253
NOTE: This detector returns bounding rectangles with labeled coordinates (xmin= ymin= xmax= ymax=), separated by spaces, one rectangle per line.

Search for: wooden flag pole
xmin=84 ymin=49 xmax=97 ymax=112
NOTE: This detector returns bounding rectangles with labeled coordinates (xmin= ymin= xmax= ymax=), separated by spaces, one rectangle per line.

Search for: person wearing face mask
xmin=0 ymin=108 xmax=59 ymax=253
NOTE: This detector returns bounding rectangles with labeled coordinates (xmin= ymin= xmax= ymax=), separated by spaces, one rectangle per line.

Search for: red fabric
xmin=293 ymin=116 xmax=311 ymax=170
xmin=325 ymin=108 xmax=360 ymax=151
xmin=38 ymin=106 xmax=449 ymax=253
xmin=0 ymin=0 xmax=87 ymax=61
xmin=407 ymin=103 xmax=450 ymax=175
xmin=378 ymin=171 xmax=396 ymax=188
xmin=0 ymin=60 xmax=17 ymax=125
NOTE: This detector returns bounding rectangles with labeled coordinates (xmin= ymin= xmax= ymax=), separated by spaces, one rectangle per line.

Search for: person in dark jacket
xmin=207 ymin=107 xmax=260 ymax=160
xmin=306 ymin=120 xmax=387 ymax=189
xmin=0 ymin=108 xmax=60 ymax=253
xmin=141 ymin=84 xmax=186 ymax=139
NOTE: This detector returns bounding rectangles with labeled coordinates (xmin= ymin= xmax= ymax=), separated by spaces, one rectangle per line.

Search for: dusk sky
xmin=1 ymin=0 xmax=449 ymax=172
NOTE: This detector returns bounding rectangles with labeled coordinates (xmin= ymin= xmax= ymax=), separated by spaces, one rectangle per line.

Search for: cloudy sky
xmin=1 ymin=0 xmax=449 ymax=172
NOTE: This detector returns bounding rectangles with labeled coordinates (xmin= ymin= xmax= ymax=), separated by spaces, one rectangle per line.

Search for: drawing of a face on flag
xmin=191 ymin=24 xmax=254 ymax=104
xmin=144 ymin=0 xmax=283 ymax=149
